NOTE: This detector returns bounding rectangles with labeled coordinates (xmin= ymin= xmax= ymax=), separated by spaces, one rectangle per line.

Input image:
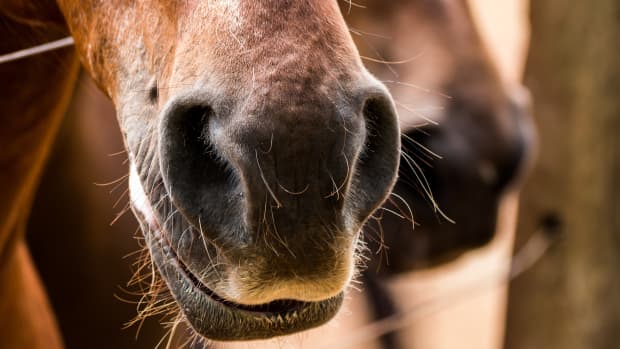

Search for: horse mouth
xmin=130 ymin=166 xmax=344 ymax=340
xmin=144 ymin=224 xmax=344 ymax=341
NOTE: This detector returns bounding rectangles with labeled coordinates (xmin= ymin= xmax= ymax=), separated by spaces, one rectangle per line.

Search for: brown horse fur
xmin=0 ymin=2 xmax=79 ymax=348
xmin=1 ymin=0 xmax=403 ymax=346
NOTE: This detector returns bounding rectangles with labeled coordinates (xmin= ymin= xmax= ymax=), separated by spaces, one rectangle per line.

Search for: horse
xmin=349 ymin=1 xmax=534 ymax=347
xmin=1 ymin=1 xmax=402 ymax=347
xmin=25 ymin=0 xmax=534 ymax=348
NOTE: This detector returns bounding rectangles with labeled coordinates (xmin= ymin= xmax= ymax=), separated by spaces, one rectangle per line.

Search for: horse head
xmin=55 ymin=0 xmax=400 ymax=340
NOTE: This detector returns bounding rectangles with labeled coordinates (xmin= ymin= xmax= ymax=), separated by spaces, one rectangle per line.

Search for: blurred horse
xmin=2 ymin=0 xmax=403 ymax=347
xmin=351 ymin=0 xmax=534 ymax=272
xmin=351 ymin=1 xmax=534 ymax=347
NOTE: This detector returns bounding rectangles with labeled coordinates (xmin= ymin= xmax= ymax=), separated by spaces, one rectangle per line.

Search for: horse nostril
xmin=159 ymin=100 xmax=242 ymax=237
xmin=350 ymin=89 xmax=401 ymax=222
xmin=182 ymin=105 xmax=211 ymax=145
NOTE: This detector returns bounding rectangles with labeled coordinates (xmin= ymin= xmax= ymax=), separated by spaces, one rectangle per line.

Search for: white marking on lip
xmin=129 ymin=162 xmax=156 ymax=227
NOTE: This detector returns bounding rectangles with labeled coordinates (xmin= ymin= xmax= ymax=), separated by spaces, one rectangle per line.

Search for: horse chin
xmin=128 ymin=163 xmax=344 ymax=341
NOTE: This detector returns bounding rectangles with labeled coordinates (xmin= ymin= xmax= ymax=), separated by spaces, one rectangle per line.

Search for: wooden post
xmin=505 ymin=1 xmax=620 ymax=348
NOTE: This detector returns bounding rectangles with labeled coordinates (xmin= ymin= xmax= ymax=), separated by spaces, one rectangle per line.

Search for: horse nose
xmin=158 ymin=82 xmax=400 ymax=247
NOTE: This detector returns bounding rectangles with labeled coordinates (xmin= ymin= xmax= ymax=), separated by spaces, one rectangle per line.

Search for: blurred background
xmin=25 ymin=0 xmax=620 ymax=348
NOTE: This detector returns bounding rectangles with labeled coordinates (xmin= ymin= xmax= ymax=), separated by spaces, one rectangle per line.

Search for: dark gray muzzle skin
xmin=158 ymin=80 xmax=400 ymax=272
xmin=148 ymin=75 xmax=400 ymax=340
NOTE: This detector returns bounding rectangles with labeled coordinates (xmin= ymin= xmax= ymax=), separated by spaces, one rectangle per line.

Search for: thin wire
xmin=0 ymin=36 xmax=74 ymax=64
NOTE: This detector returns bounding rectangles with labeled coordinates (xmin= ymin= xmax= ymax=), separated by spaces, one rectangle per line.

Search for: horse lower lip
xmin=137 ymin=212 xmax=344 ymax=340
xmin=171 ymin=242 xmax=309 ymax=317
